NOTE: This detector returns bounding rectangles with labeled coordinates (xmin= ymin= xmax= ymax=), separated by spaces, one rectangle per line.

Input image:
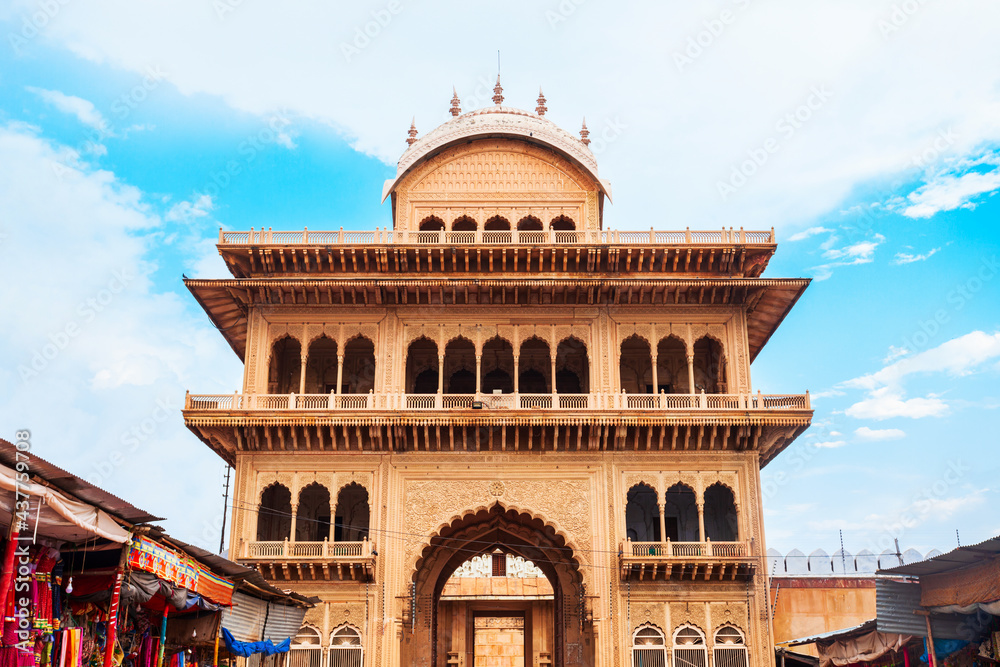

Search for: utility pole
xmin=219 ymin=465 xmax=231 ymax=554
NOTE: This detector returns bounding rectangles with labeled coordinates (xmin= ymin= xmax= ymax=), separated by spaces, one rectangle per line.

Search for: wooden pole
xmin=0 ymin=514 xmax=20 ymax=638
xmin=915 ymin=610 xmax=937 ymax=667
xmin=156 ymin=606 xmax=169 ymax=667
xmin=103 ymin=544 xmax=132 ymax=667
xmin=213 ymin=617 xmax=221 ymax=667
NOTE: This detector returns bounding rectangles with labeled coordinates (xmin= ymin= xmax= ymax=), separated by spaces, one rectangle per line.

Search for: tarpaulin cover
xmin=127 ymin=537 xmax=234 ymax=606
xmin=70 ymin=571 xmax=218 ymax=611
xmin=221 ymin=628 xmax=290 ymax=657
xmin=816 ymin=628 xmax=913 ymax=667
xmin=920 ymin=639 xmax=968 ymax=663
xmin=0 ymin=463 xmax=130 ymax=543
xmin=921 ymin=559 xmax=1000 ymax=607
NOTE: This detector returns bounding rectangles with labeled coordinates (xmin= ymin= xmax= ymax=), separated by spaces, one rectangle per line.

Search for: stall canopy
xmin=875 ymin=579 xmax=969 ymax=639
xmin=0 ymin=462 xmax=130 ymax=543
xmin=787 ymin=620 xmax=914 ymax=667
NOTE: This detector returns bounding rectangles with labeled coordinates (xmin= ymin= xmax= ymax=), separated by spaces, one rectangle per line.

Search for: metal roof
xmin=785 ymin=620 xmax=877 ymax=646
xmin=874 ymin=579 xmax=968 ymax=639
xmin=0 ymin=438 xmax=162 ymax=524
xmin=877 ymin=536 xmax=1000 ymax=577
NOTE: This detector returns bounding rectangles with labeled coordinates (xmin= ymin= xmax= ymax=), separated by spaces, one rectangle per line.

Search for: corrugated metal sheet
xmin=875 ymin=579 xmax=967 ymax=639
xmin=222 ymin=592 xmax=306 ymax=644
xmin=879 ymin=537 xmax=1000 ymax=577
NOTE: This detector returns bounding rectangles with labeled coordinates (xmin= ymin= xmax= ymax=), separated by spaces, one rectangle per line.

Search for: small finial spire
xmin=535 ymin=88 xmax=547 ymax=116
xmin=492 ymin=75 xmax=504 ymax=106
xmin=579 ymin=118 xmax=590 ymax=146
xmin=406 ymin=117 xmax=418 ymax=146
xmin=450 ymin=87 xmax=461 ymax=117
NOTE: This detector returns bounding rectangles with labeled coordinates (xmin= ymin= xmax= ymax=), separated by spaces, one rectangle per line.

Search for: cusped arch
xmin=673 ymin=624 xmax=707 ymax=642
xmin=259 ymin=480 xmax=291 ymax=504
xmin=265 ymin=332 xmax=303 ymax=367
xmin=713 ymin=622 xmax=745 ymax=638
xmin=623 ymin=480 xmax=658 ymax=503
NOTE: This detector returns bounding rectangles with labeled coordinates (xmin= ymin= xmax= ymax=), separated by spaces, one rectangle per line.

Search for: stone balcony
xmin=238 ymin=538 xmax=375 ymax=582
xmin=620 ymin=539 xmax=756 ymax=582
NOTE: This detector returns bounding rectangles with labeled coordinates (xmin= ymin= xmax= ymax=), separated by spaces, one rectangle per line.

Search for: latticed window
xmin=713 ymin=626 xmax=748 ymax=667
xmin=328 ymin=626 xmax=362 ymax=667
xmin=673 ymin=626 xmax=708 ymax=667
xmin=632 ymin=626 xmax=667 ymax=667
xmin=491 ymin=552 xmax=507 ymax=577
xmin=288 ymin=627 xmax=322 ymax=667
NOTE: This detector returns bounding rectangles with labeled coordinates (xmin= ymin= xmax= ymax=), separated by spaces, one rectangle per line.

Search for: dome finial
xmin=492 ymin=75 xmax=504 ymax=106
xmin=579 ymin=118 xmax=590 ymax=146
xmin=450 ymin=87 xmax=461 ymax=117
xmin=406 ymin=117 xmax=418 ymax=146
xmin=535 ymin=88 xmax=547 ymax=116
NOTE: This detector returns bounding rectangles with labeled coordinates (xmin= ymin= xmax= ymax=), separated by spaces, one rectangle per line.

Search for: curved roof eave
xmin=380 ymin=114 xmax=612 ymax=204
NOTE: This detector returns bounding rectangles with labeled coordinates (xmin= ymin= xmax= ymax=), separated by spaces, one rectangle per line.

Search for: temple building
xmin=183 ymin=81 xmax=813 ymax=667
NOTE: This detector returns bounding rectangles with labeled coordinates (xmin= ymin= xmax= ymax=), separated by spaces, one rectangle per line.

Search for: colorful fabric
xmin=219 ymin=629 xmax=290 ymax=658
xmin=190 ymin=569 xmax=232 ymax=607
xmin=126 ymin=540 xmax=196 ymax=591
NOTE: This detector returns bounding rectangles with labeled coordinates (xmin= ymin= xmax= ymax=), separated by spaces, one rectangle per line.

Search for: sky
xmin=0 ymin=0 xmax=997 ymax=560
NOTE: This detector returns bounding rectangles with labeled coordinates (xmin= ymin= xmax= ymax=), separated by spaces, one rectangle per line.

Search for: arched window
xmin=625 ymin=484 xmax=660 ymax=542
xmin=268 ymin=337 xmax=301 ymax=394
xmin=632 ymin=626 xmax=667 ymax=667
xmin=673 ymin=627 xmax=708 ymax=667
xmin=418 ymin=216 xmax=445 ymax=232
xmin=289 ymin=627 xmax=322 ymax=667
xmin=328 ymin=626 xmax=362 ymax=667
xmin=451 ymin=215 xmax=477 ymax=232
xmin=713 ymin=627 xmax=748 ymax=667
xmin=341 ymin=337 xmax=376 ymax=394
xmin=663 ymin=484 xmax=699 ymax=542
xmin=257 ymin=484 xmax=292 ymax=541
xmin=519 ymin=337 xmax=551 ymax=393
xmin=516 ymin=216 xmax=544 ymax=231
xmin=556 ymin=337 xmax=589 ymax=394
xmin=444 ymin=338 xmax=476 ymax=393
xmin=304 ymin=336 xmax=338 ymax=394
xmin=550 ymin=215 xmax=576 ymax=231
xmin=481 ymin=337 xmax=515 ymax=394
xmin=693 ymin=336 xmax=725 ymax=394
xmin=704 ymin=483 xmax=738 ymax=542
xmin=484 ymin=215 xmax=510 ymax=231
xmin=405 ymin=337 xmax=439 ymax=394
xmin=620 ymin=336 xmax=653 ymax=393
xmin=656 ymin=336 xmax=688 ymax=394
xmin=334 ymin=483 xmax=369 ymax=542
xmin=296 ymin=483 xmax=331 ymax=542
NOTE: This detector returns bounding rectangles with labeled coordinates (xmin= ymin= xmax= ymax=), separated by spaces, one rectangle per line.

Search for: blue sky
xmin=0 ymin=0 xmax=997 ymax=558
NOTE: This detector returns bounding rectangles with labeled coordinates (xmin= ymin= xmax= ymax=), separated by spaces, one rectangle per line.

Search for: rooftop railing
xmin=219 ymin=227 xmax=775 ymax=246
xmin=185 ymin=391 xmax=810 ymax=412
xmin=623 ymin=540 xmax=751 ymax=559
xmin=242 ymin=539 xmax=373 ymax=560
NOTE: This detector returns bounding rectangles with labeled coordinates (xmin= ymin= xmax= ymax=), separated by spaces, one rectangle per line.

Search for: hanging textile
xmin=219 ymin=629 xmax=289 ymax=658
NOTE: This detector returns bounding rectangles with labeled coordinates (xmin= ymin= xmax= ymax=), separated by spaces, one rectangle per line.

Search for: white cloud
xmin=165 ymin=193 xmax=214 ymax=223
xmin=854 ymin=426 xmax=905 ymax=441
xmin=893 ymin=248 xmax=940 ymax=265
xmin=8 ymin=0 xmax=1000 ymax=230
xmin=900 ymin=152 xmax=1000 ymax=218
xmin=788 ymin=226 xmax=832 ymax=242
xmin=27 ymin=86 xmax=112 ymax=135
xmin=883 ymin=345 xmax=910 ymax=363
xmin=810 ymin=234 xmax=883 ymax=280
xmin=813 ymin=440 xmax=847 ymax=449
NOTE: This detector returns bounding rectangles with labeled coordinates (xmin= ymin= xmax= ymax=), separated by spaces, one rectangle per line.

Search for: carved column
xmin=290 ymin=503 xmax=299 ymax=542
xmin=550 ymin=355 xmax=557 ymax=395
xmin=734 ymin=502 xmax=742 ymax=541
xmin=336 ymin=355 xmax=344 ymax=394
xmin=687 ymin=354 xmax=696 ymax=394
xmin=298 ymin=354 xmax=307 ymax=394
xmin=475 ymin=354 xmax=482 ymax=394
xmin=437 ymin=355 xmax=445 ymax=394
xmin=513 ymin=355 xmax=520 ymax=393
xmin=658 ymin=503 xmax=667 ymax=543
xmin=697 ymin=502 xmax=706 ymax=542
xmin=651 ymin=354 xmax=659 ymax=394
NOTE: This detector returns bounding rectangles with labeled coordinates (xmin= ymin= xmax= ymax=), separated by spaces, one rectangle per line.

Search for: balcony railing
xmin=624 ymin=540 xmax=749 ymax=559
xmin=219 ymin=227 xmax=775 ymax=246
xmin=243 ymin=539 xmax=373 ymax=559
xmin=185 ymin=391 xmax=810 ymax=412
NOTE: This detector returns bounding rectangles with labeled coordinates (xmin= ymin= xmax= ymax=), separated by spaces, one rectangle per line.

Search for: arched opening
xmin=304 ymin=336 xmax=338 ymax=394
xmin=419 ymin=216 xmax=445 ymax=232
xmin=406 ymin=337 xmax=439 ymax=394
xmin=451 ymin=215 xmax=477 ymax=232
xmin=673 ymin=627 xmax=708 ymax=667
xmin=289 ymin=627 xmax=322 ymax=667
xmin=655 ymin=336 xmax=688 ymax=394
xmin=257 ymin=484 xmax=292 ymax=541
xmin=341 ymin=337 xmax=376 ymax=394
xmin=632 ymin=626 xmax=667 ymax=667
xmin=481 ymin=337 xmax=515 ymax=394
xmin=663 ymin=484 xmax=699 ymax=542
xmin=406 ymin=504 xmax=591 ymax=667
xmin=620 ymin=336 xmax=653 ymax=393
xmin=516 ymin=216 xmax=544 ymax=231
xmin=268 ymin=337 xmax=301 ymax=394
xmin=444 ymin=338 xmax=476 ymax=393
xmin=329 ymin=626 xmax=363 ymax=667
xmin=550 ymin=215 xmax=576 ymax=231
xmin=713 ymin=626 xmax=748 ymax=667
xmin=518 ymin=337 xmax=551 ymax=393
xmin=334 ymin=483 xmax=369 ymax=542
xmin=693 ymin=336 xmax=726 ymax=394
xmin=483 ymin=215 xmax=511 ymax=231
xmin=296 ymin=483 xmax=331 ymax=542
xmin=555 ymin=337 xmax=589 ymax=394
xmin=704 ymin=483 xmax=738 ymax=542
xmin=625 ymin=484 xmax=661 ymax=542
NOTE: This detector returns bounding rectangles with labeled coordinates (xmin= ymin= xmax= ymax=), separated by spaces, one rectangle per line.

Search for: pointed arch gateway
xmin=404 ymin=503 xmax=592 ymax=667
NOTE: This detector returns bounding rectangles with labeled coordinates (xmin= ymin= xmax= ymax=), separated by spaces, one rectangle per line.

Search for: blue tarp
xmin=920 ymin=639 xmax=968 ymax=663
xmin=221 ymin=628 xmax=291 ymax=657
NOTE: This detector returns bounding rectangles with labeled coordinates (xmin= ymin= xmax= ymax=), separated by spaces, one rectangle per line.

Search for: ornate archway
xmin=404 ymin=503 xmax=592 ymax=667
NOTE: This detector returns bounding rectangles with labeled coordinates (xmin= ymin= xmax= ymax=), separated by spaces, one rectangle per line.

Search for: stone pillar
xmin=734 ymin=502 xmax=741 ymax=541
xmin=687 ymin=354 xmax=696 ymax=394
xmin=651 ymin=355 xmax=659 ymax=394
xmin=697 ymin=502 xmax=706 ymax=542
xmin=437 ymin=355 xmax=445 ymax=394
xmin=513 ymin=355 xmax=520 ymax=393
xmin=476 ymin=355 xmax=482 ymax=394
xmin=658 ymin=503 xmax=667 ymax=543
xmin=298 ymin=355 xmax=307 ymax=395
xmin=336 ymin=355 xmax=344 ymax=394
xmin=289 ymin=502 xmax=299 ymax=542
xmin=550 ymin=355 xmax=557 ymax=395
